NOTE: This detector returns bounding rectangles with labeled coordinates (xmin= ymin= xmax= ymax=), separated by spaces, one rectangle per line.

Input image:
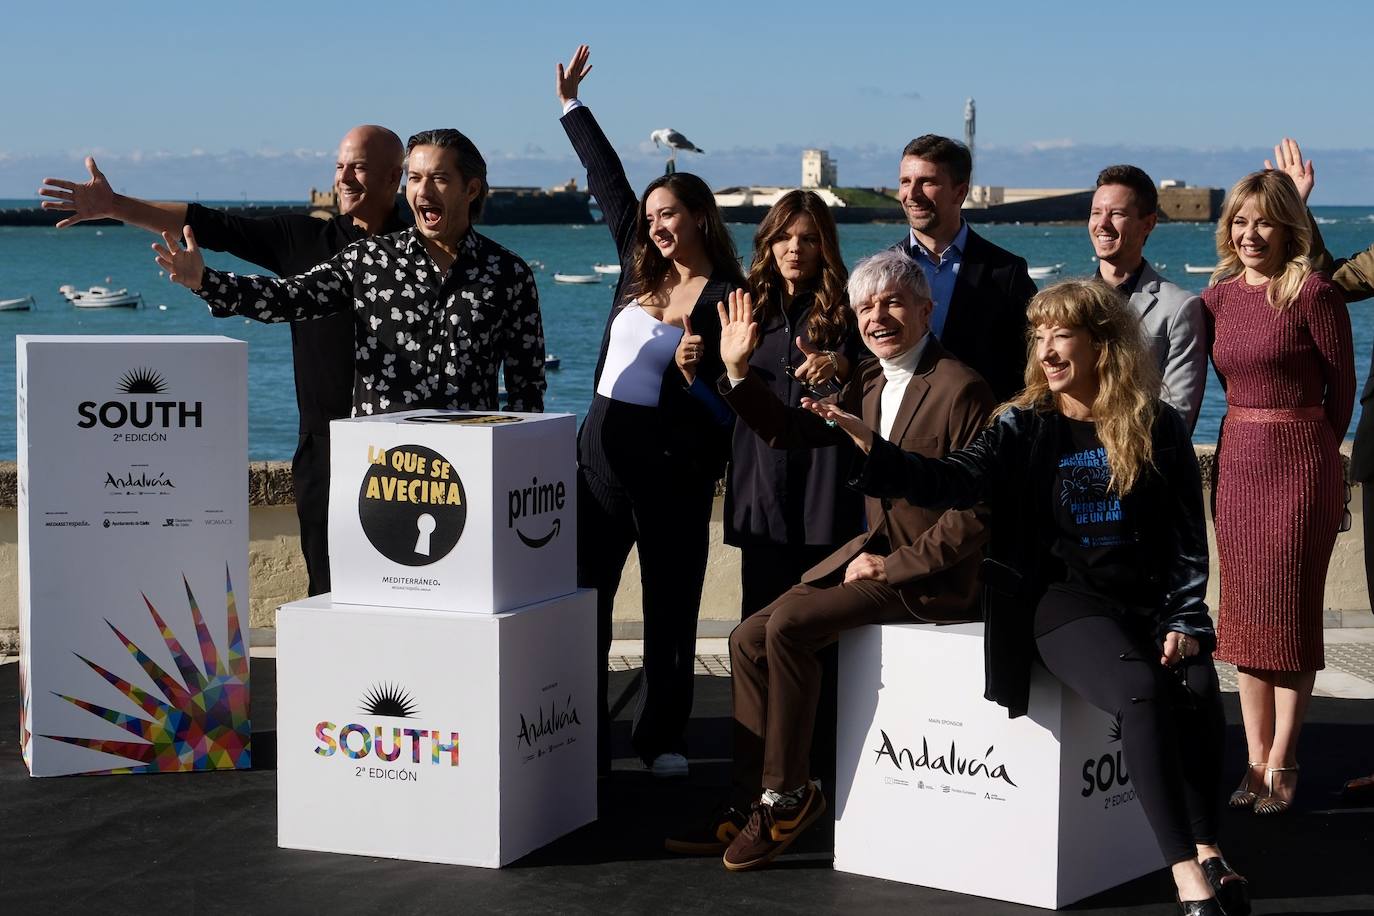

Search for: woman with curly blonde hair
xmin=1204 ymin=169 xmax=1354 ymax=817
xmin=811 ymin=279 xmax=1248 ymax=915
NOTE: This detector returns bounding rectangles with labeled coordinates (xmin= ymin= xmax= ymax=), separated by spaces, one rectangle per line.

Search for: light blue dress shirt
xmin=908 ymin=221 xmax=969 ymax=339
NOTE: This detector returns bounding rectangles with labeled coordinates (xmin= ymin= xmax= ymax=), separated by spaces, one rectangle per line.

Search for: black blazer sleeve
xmin=852 ymin=409 xmax=1021 ymax=510
xmin=185 ymin=203 xmax=317 ymax=276
xmin=559 ymin=105 xmax=639 ymax=267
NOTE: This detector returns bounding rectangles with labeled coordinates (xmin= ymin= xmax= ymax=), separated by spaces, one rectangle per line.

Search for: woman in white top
xmin=557 ymin=44 xmax=745 ymax=778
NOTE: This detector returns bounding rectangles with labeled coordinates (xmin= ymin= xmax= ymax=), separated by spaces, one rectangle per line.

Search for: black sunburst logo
xmin=360 ymin=682 xmax=419 ymax=718
xmin=1108 ymin=712 xmax=1123 ymax=743
xmin=118 ymin=367 xmax=168 ymax=394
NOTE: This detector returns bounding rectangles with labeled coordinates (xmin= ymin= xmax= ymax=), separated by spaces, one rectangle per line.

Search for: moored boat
xmin=553 ymin=273 xmax=600 ymax=285
xmin=1183 ymin=264 xmax=1215 ymax=275
xmin=63 ymin=285 xmax=143 ymax=308
xmin=1027 ymin=263 xmax=1063 ymax=280
xmin=0 ymin=295 xmax=34 ymax=311
xmin=592 ymin=263 xmax=621 ymax=275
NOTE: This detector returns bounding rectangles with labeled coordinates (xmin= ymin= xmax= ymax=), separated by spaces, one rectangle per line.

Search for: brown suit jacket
xmin=720 ymin=337 xmax=995 ymax=621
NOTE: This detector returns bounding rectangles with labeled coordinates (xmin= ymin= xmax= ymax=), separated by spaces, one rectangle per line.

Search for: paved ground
xmin=606 ymin=627 xmax=1374 ymax=699
xmin=7 ymin=628 xmax=1374 ymax=699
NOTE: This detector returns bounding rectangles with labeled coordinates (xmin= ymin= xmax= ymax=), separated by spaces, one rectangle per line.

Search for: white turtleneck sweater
xmin=877 ymin=334 xmax=929 ymax=440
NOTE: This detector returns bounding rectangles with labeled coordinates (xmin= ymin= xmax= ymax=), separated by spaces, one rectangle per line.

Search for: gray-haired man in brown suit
xmin=665 ymin=249 xmax=995 ymax=870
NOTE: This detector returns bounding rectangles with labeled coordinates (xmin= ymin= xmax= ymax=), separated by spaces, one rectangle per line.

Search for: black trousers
xmin=1034 ymin=594 xmax=1224 ymax=864
xmin=291 ymin=432 xmax=331 ymax=597
xmin=578 ymin=398 xmax=716 ymax=766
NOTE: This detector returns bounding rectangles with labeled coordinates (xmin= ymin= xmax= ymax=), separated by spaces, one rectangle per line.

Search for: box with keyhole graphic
xmin=328 ymin=409 xmax=577 ymax=614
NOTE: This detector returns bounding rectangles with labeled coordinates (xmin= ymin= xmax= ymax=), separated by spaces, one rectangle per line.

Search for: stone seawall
xmin=1 ymin=449 xmax=1368 ymax=651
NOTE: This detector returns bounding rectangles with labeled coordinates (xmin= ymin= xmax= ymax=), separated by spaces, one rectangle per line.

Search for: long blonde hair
xmin=1001 ymin=279 xmax=1160 ymax=496
xmin=1210 ymin=170 xmax=1313 ymax=310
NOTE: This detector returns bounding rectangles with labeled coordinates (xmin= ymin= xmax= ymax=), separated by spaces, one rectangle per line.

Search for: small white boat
xmin=1183 ymin=264 xmax=1216 ymax=275
xmin=545 ymin=354 xmax=561 ymax=370
xmin=0 ymin=295 xmax=34 ymax=311
xmin=592 ymin=263 xmax=621 ymax=275
xmin=63 ymin=285 xmax=143 ymax=308
xmin=553 ymin=273 xmax=600 ymax=285
xmin=1027 ymin=263 xmax=1063 ymax=280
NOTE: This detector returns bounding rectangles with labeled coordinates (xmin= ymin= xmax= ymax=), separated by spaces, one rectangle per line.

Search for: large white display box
xmin=834 ymin=623 xmax=1162 ymax=909
xmin=17 ymin=336 xmax=249 ymax=777
xmin=329 ymin=409 xmax=576 ymax=614
xmin=277 ymin=589 xmax=597 ymax=867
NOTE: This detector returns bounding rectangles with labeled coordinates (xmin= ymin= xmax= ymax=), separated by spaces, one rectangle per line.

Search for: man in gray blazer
xmin=1090 ymin=165 xmax=1207 ymax=431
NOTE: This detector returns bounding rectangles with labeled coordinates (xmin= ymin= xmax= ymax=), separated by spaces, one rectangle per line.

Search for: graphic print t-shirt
xmin=1050 ymin=418 xmax=1143 ymax=597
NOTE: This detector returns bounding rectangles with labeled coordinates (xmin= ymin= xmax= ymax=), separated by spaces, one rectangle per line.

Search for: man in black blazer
xmin=891 ymin=135 xmax=1037 ymax=401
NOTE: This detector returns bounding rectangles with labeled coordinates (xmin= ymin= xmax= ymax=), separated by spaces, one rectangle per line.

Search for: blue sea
xmin=2 ymin=203 xmax=1372 ymax=459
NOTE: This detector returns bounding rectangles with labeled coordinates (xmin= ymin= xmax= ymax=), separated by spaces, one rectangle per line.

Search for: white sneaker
xmin=651 ymin=752 xmax=689 ymax=778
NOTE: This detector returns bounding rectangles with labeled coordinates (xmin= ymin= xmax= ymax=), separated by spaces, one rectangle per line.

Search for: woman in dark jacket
xmin=727 ymin=190 xmax=865 ymax=617
xmin=556 ymin=45 xmax=745 ymax=778
xmin=810 ymin=279 xmax=1246 ymax=916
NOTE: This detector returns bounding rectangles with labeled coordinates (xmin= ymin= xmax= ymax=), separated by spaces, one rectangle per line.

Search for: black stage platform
xmin=1 ymin=659 xmax=1371 ymax=915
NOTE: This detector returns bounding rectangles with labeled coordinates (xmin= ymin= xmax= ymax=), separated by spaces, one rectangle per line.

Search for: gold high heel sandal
xmin=1228 ymin=762 xmax=1265 ymax=808
xmin=1254 ymin=764 xmax=1299 ymax=815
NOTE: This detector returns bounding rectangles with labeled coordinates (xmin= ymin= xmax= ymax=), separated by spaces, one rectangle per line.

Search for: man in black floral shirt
xmin=156 ymin=128 xmax=546 ymax=415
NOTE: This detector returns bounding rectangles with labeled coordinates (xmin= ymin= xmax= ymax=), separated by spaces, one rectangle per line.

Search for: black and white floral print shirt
xmin=195 ymin=227 xmax=545 ymax=415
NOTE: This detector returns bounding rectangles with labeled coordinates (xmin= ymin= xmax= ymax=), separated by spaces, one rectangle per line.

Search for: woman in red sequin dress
xmin=1204 ymin=170 xmax=1354 ymax=815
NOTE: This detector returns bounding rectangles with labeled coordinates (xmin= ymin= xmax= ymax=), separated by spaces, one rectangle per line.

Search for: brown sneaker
xmin=722 ymin=780 xmax=826 ymax=872
xmin=663 ymin=803 xmax=749 ymax=855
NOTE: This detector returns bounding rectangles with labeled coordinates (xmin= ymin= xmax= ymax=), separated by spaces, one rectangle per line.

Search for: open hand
xmin=802 ymin=397 xmax=869 ymax=451
xmin=676 ymin=315 xmax=704 ymax=384
xmin=152 ymin=227 xmax=205 ymax=290
xmin=1264 ymin=137 xmax=1314 ymax=203
xmin=557 ymin=44 xmax=593 ymax=106
xmin=717 ymin=289 xmax=759 ymax=377
xmin=39 ymin=156 xmax=115 ymax=228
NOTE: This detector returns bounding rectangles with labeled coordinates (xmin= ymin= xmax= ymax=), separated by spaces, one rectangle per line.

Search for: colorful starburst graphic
xmin=42 ymin=566 xmax=251 ymax=774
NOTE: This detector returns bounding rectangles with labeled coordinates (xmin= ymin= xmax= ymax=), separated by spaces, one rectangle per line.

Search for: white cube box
xmin=17 ymin=336 xmax=249 ymax=777
xmin=329 ymin=409 xmax=576 ymax=613
xmin=835 ymin=622 xmax=1162 ymax=909
xmin=276 ymin=589 xmax=597 ymax=867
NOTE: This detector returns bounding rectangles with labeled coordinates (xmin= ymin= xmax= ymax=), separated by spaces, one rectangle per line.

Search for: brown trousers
xmin=730 ymin=575 xmax=912 ymax=798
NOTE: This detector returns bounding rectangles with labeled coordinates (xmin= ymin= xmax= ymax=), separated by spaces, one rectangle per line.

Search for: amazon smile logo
xmin=508 ymin=476 xmax=566 ymax=549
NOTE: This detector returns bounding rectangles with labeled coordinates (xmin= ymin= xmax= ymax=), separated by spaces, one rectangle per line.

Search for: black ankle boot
xmin=1177 ymin=898 xmax=1225 ymax=916
xmin=1200 ymin=856 xmax=1250 ymax=916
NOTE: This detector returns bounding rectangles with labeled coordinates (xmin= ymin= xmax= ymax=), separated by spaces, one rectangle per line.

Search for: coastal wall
xmin=0 ymin=451 xmax=1369 ymax=651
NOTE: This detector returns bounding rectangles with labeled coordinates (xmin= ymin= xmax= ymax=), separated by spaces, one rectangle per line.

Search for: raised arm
xmin=40 ymin=157 xmax=187 ymax=234
xmin=556 ymin=44 xmax=639 ymax=262
xmin=154 ymin=228 xmax=356 ymax=323
xmin=717 ymin=290 xmax=852 ymax=449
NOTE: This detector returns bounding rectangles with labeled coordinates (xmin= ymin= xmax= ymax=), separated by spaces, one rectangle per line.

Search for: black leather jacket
xmin=853 ymin=401 xmax=1213 ymax=718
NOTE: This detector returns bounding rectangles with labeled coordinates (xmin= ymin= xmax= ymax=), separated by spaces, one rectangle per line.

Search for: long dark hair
xmin=622 ymin=172 xmax=744 ymax=301
xmin=747 ymin=190 xmax=850 ymax=348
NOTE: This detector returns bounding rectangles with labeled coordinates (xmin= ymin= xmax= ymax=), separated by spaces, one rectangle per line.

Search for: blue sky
xmin=4 ymin=0 xmax=1374 ymax=202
